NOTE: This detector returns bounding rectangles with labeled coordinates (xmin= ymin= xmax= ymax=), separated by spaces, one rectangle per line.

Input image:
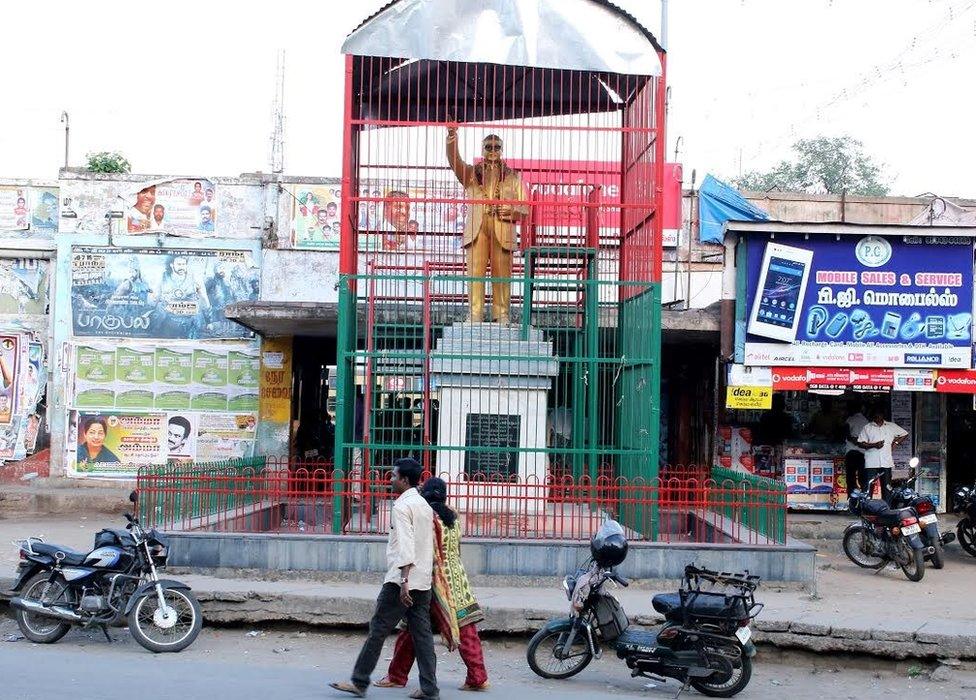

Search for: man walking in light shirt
xmin=331 ymin=458 xmax=439 ymax=700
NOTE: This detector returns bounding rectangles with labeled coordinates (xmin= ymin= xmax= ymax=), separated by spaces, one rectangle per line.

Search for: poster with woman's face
xmin=0 ymin=335 xmax=19 ymax=424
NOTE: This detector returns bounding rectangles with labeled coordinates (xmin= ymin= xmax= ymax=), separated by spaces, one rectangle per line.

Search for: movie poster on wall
xmin=0 ymin=335 xmax=20 ymax=423
xmin=126 ymin=179 xmax=217 ymax=236
xmin=69 ymin=247 xmax=258 ymax=340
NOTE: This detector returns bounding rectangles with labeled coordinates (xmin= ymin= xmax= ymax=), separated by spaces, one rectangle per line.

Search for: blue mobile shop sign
xmin=740 ymin=233 xmax=974 ymax=368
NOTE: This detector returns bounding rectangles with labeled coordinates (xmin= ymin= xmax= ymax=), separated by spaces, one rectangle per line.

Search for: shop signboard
xmin=725 ymin=385 xmax=772 ymax=410
xmin=743 ymin=234 xmax=974 ymax=369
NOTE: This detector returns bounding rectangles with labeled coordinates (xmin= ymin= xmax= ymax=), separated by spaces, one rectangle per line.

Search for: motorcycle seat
xmin=651 ymin=592 xmax=748 ymax=622
xmin=860 ymin=500 xmax=915 ymax=525
xmin=31 ymin=543 xmax=88 ymax=566
xmin=859 ymin=499 xmax=893 ymax=516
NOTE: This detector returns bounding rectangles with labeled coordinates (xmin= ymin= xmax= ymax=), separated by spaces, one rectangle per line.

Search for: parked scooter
xmin=7 ymin=491 xmax=202 ymax=653
xmin=886 ymin=456 xmax=954 ymax=569
xmin=526 ymin=521 xmax=763 ymax=697
xmin=952 ymin=482 xmax=976 ymax=557
xmin=844 ymin=475 xmax=929 ymax=581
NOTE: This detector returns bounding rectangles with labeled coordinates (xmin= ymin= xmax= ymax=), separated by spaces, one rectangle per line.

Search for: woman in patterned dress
xmin=374 ymin=477 xmax=489 ymax=693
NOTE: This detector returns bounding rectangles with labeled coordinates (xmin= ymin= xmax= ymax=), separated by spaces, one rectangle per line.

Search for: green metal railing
xmin=709 ymin=466 xmax=788 ymax=544
xmin=137 ymin=457 xmax=268 ymax=527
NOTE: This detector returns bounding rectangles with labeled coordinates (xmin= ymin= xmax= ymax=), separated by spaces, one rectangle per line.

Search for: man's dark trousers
xmin=845 ymin=450 xmax=865 ymax=497
xmin=351 ymin=583 xmax=438 ymax=698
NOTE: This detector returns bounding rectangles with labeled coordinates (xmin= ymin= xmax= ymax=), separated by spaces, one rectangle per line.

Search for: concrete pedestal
xmin=431 ymin=323 xmax=558 ymax=511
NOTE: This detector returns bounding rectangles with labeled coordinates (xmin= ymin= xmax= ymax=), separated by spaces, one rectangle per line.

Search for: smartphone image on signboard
xmin=748 ymin=242 xmax=815 ymax=343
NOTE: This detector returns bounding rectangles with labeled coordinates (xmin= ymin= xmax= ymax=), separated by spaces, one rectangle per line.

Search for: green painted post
xmin=585 ymin=256 xmax=599 ymax=485
xmin=332 ymin=280 xmax=355 ymax=534
xmin=571 ymin=331 xmax=585 ymax=479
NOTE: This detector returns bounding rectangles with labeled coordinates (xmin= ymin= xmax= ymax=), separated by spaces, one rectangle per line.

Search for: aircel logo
xmin=855 ymin=236 xmax=892 ymax=268
xmin=905 ymin=353 xmax=941 ymax=365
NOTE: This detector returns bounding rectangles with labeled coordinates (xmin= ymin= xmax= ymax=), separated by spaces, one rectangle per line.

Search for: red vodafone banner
xmin=935 ymin=370 xmax=976 ymax=393
xmin=771 ymin=368 xmax=808 ymax=391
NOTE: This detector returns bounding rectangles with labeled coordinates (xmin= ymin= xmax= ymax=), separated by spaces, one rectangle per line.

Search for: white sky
xmin=2 ymin=0 xmax=974 ymax=197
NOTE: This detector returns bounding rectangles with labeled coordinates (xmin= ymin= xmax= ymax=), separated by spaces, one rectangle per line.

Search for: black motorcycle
xmin=952 ymin=482 xmax=976 ymax=557
xmin=8 ymin=491 xmax=202 ymax=653
xmin=527 ymin=521 xmax=762 ymax=697
xmin=886 ymin=457 xmax=954 ymax=569
xmin=843 ymin=476 xmax=928 ymax=581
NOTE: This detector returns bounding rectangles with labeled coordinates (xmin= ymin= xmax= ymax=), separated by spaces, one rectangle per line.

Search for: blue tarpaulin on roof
xmin=698 ymin=174 xmax=769 ymax=244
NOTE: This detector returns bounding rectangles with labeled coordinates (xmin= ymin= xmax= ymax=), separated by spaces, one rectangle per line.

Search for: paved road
xmin=1 ymin=623 xmax=973 ymax=700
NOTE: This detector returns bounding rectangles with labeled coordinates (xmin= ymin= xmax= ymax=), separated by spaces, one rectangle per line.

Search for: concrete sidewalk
xmin=2 ymin=514 xmax=974 ymax=661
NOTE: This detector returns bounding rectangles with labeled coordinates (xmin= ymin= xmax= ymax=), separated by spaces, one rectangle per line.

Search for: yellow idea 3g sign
xmin=725 ymin=386 xmax=772 ymax=410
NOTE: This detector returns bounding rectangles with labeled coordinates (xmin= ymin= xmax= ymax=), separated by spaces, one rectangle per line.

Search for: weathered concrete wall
xmin=165 ymin=531 xmax=816 ymax=583
xmin=743 ymin=190 xmax=976 ymax=226
xmin=57 ymin=170 xmax=266 ymax=240
xmin=261 ymin=250 xmax=339 ymax=304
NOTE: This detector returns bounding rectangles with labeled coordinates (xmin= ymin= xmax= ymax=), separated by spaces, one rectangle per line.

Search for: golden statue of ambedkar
xmin=447 ymin=127 xmax=528 ymax=324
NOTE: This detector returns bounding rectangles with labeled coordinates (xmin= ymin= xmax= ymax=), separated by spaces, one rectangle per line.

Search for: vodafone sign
xmin=935 ymin=370 xmax=976 ymax=393
xmin=771 ymin=369 xmax=808 ymax=391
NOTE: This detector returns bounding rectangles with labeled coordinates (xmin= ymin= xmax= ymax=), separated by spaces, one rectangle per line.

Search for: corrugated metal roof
xmin=342 ymin=0 xmax=662 ymax=75
xmin=348 ymin=0 xmax=663 ymax=53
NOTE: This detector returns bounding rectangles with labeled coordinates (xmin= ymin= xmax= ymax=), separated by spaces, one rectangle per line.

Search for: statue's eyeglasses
xmin=483 ymin=143 xmax=502 ymax=152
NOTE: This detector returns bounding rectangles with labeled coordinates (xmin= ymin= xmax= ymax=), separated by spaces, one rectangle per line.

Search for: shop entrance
xmin=291 ymin=335 xmax=337 ymax=461
xmin=947 ymin=394 xmax=976 ymax=491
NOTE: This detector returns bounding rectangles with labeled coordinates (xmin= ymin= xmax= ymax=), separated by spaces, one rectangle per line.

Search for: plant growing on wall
xmin=85 ymin=151 xmax=131 ymax=174
xmin=734 ymin=136 xmax=890 ymax=196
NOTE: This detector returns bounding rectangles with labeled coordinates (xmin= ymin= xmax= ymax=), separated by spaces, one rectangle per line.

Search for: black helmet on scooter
xmin=591 ymin=520 xmax=628 ymax=567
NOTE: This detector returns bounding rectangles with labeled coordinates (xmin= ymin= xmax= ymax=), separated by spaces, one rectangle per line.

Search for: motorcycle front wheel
xmin=957 ymin=517 xmax=976 ymax=557
xmin=897 ymin=541 xmax=925 ymax=582
xmin=690 ymin=655 xmax=753 ymax=698
xmin=127 ymin=587 xmax=202 ymax=653
xmin=842 ymin=525 xmax=886 ymax=569
xmin=15 ymin=573 xmax=76 ymax=644
xmin=526 ymin=626 xmax=593 ymax=679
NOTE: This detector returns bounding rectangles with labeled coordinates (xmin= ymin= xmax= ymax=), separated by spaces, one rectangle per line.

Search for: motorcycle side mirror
xmin=909 ymin=457 xmax=920 ymax=469
xmin=128 ymin=490 xmax=139 ymax=504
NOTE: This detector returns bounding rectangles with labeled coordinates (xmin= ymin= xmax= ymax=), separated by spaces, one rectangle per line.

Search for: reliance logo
xmin=905 ymin=353 xmax=941 ymax=365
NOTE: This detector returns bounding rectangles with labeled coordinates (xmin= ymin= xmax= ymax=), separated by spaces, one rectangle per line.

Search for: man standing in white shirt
xmin=331 ymin=458 xmax=439 ymax=700
xmin=857 ymin=406 xmax=909 ymax=498
xmin=844 ymin=401 xmax=869 ymax=497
